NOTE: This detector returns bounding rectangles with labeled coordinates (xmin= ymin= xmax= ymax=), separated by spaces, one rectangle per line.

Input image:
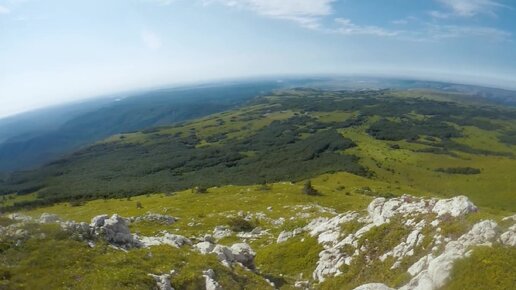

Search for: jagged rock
xmin=305 ymin=212 xmax=358 ymax=237
xmin=367 ymin=196 xmax=432 ymax=226
xmin=313 ymin=248 xmax=346 ymax=281
xmin=195 ymin=241 xmax=216 ymax=254
xmin=380 ymin=229 xmax=424 ymax=266
xmin=90 ymin=214 xmax=136 ymax=247
xmin=277 ymin=231 xmax=293 ymax=243
xmin=212 ymin=245 xmax=235 ymax=267
xmin=38 ymin=213 xmax=61 ymax=223
xmin=196 ymin=242 xmax=256 ymax=269
xmin=132 ymin=212 xmax=177 ymax=225
xmin=353 ymin=283 xmax=395 ymax=290
xmin=400 ymin=220 xmax=498 ymax=290
xmin=203 ymin=269 xmax=222 ymax=290
xmin=148 ymin=273 xmax=174 ymax=290
xmin=139 ymin=233 xmax=191 ymax=248
xmin=499 ymin=224 xmax=516 ymax=246
xmin=432 ymin=196 xmax=477 ymax=217
xmin=230 ymin=243 xmax=256 ymax=269
xmin=213 ymin=226 xmax=232 ymax=240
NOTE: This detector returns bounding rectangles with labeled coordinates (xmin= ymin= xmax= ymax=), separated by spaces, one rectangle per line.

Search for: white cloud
xmin=0 ymin=5 xmax=11 ymax=14
xmin=141 ymin=30 xmax=163 ymax=50
xmin=425 ymin=24 xmax=511 ymax=41
xmin=334 ymin=18 xmax=400 ymax=37
xmin=206 ymin=0 xmax=335 ymax=29
xmin=436 ymin=0 xmax=506 ymax=17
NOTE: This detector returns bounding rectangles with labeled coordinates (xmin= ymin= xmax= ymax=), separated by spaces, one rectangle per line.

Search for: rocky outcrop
xmin=309 ymin=195 xmax=482 ymax=282
xmin=7 ymin=213 xmax=32 ymax=223
xmin=148 ymin=271 xmax=175 ymax=290
xmin=431 ymin=196 xmax=477 ymax=217
xmin=38 ymin=213 xmax=61 ymax=223
xmin=400 ymin=220 xmax=498 ymax=290
xmin=203 ymin=269 xmax=222 ymax=290
xmin=194 ymin=241 xmax=256 ymax=270
xmin=138 ymin=232 xmax=192 ymax=248
xmin=90 ymin=214 xmax=137 ymax=248
xmin=354 ymin=283 xmax=395 ymax=290
xmin=213 ymin=226 xmax=232 ymax=240
xmin=131 ymin=212 xmax=177 ymax=225
xmin=499 ymin=224 xmax=516 ymax=246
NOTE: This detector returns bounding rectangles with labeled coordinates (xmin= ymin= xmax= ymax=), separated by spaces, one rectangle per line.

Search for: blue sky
xmin=0 ymin=0 xmax=515 ymax=118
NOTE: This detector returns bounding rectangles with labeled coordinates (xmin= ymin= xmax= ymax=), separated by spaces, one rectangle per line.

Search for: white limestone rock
xmin=353 ymin=283 xmax=395 ymax=290
xmin=431 ymin=196 xmax=477 ymax=217
xmin=139 ymin=233 xmax=191 ymax=248
xmin=400 ymin=220 xmax=498 ymax=290
xmin=38 ymin=213 xmax=61 ymax=224
xmin=313 ymin=248 xmax=346 ymax=281
xmin=213 ymin=226 xmax=232 ymax=240
xmin=7 ymin=213 xmax=33 ymax=223
xmin=90 ymin=214 xmax=136 ymax=247
xmin=195 ymin=241 xmax=216 ymax=254
xmin=499 ymin=224 xmax=516 ymax=246
xmin=148 ymin=273 xmax=174 ymax=290
xmin=132 ymin=212 xmax=177 ymax=225
xmin=277 ymin=230 xmax=294 ymax=243
xmin=203 ymin=269 xmax=222 ymax=290
xmin=230 ymin=243 xmax=256 ymax=269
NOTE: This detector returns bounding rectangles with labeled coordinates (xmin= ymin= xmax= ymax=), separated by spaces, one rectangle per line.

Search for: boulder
xmin=39 ymin=213 xmax=61 ymax=224
xmin=90 ymin=214 xmax=136 ymax=247
xmin=431 ymin=196 xmax=477 ymax=217
xmin=230 ymin=243 xmax=256 ymax=269
xmin=195 ymin=241 xmax=216 ymax=254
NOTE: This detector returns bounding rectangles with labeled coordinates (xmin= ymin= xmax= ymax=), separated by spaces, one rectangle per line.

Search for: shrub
xmin=227 ymin=217 xmax=255 ymax=232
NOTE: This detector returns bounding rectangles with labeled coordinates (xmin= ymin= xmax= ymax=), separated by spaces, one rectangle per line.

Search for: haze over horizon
xmin=1 ymin=0 xmax=516 ymax=118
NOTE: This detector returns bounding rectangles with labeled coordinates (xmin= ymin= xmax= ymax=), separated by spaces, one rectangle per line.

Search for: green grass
xmin=444 ymin=246 xmax=516 ymax=290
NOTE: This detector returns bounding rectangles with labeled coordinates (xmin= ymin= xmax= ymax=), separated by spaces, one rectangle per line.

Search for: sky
xmin=1 ymin=0 xmax=515 ymax=118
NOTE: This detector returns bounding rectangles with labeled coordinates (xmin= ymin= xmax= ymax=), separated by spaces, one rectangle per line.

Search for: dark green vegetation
xmin=0 ymin=81 xmax=283 ymax=171
xmin=435 ymin=167 xmax=481 ymax=175
xmin=1 ymin=88 xmax=516 ymax=212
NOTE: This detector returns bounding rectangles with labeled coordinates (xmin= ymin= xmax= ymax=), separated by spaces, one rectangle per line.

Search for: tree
xmin=303 ymin=180 xmax=319 ymax=196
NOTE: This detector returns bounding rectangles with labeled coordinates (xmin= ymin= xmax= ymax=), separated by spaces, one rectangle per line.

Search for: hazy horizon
xmin=1 ymin=0 xmax=516 ymax=118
